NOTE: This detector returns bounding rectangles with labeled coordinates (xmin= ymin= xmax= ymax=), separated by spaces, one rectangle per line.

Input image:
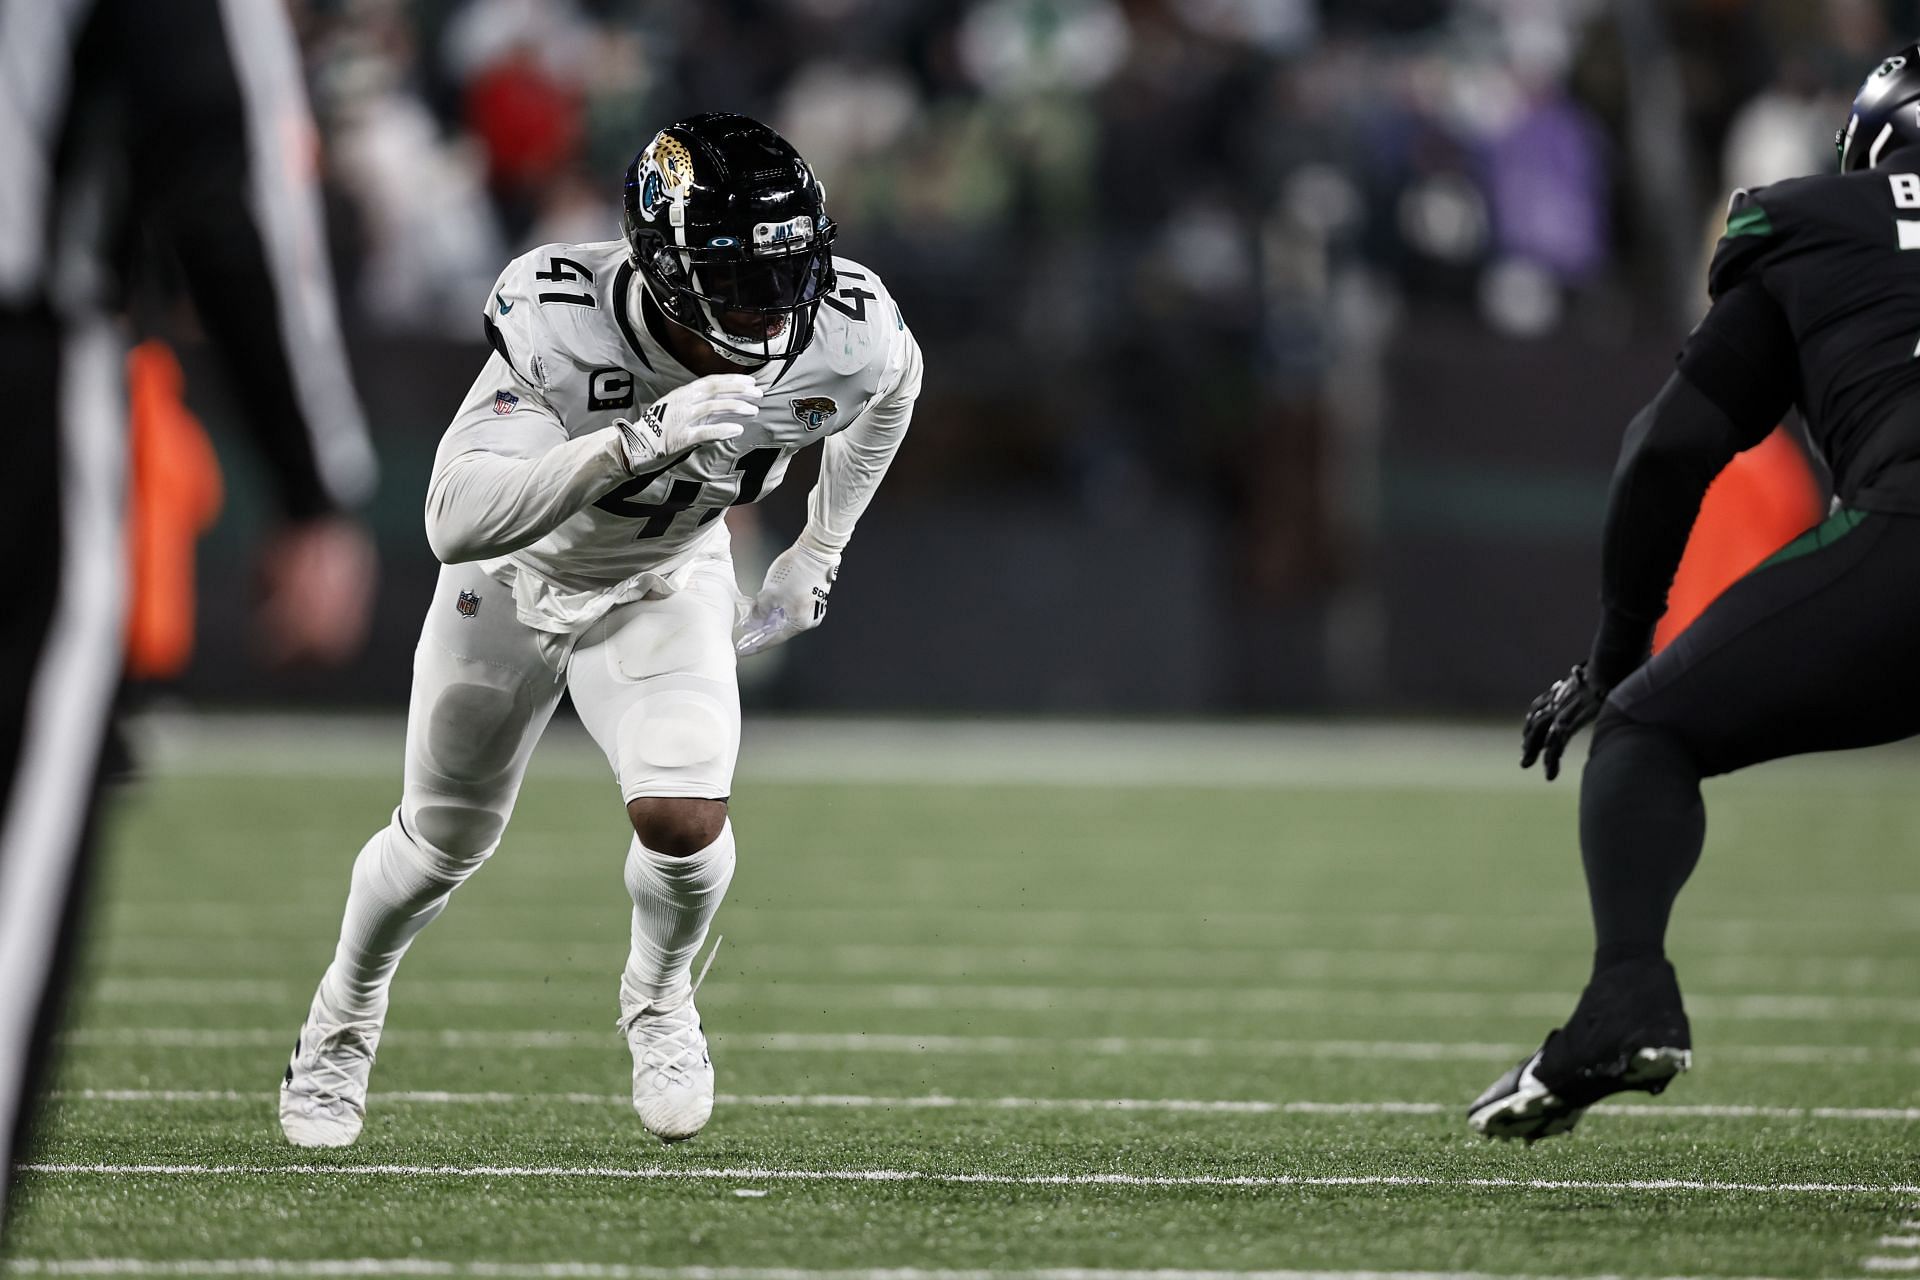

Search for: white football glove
xmin=615 ymin=374 xmax=759 ymax=472
xmin=736 ymin=541 xmax=840 ymax=657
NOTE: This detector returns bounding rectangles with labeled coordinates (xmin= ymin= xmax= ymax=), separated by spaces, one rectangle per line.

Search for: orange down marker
xmin=125 ymin=339 xmax=224 ymax=679
xmin=1653 ymin=426 xmax=1824 ymax=652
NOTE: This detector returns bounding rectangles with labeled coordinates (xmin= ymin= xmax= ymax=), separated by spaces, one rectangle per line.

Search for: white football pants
xmin=314 ymin=559 xmax=743 ymax=1018
xmin=407 ymin=559 xmax=743 ymax=839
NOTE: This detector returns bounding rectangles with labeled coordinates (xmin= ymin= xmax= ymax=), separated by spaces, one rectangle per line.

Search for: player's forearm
xmin=1589 ymin=284 xmax=1796 ymax=687
xmin=801 ymin=399 xmax=912 ymax=556
xmin=800 ymin=333 xmax=921 ymax=555
xmin=1590 ymin=373 xmax=1747 ymax=687
xmin=425 ymin=428 xmax=630 ymax=563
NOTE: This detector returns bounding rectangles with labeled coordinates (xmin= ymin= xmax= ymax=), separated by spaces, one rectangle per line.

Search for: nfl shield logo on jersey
xmin=493 ymin=389 xmax=519 ymax=416
xmin=791 ymin=396 xmax=837 ymax=431
xmin=455 ymin=590 xmax=481 ymax=618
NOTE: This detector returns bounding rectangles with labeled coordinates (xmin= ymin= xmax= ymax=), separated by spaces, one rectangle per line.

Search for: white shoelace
xmin=616 ymin=936 xmax=722 ymax=1085
xmin=627 ymin=1013 xmax=708 ymax=1086
xmin=293 ymin=1016 xmax=381 ymax=1104
xmin=691 ymin=934 xmax=722 ymax=997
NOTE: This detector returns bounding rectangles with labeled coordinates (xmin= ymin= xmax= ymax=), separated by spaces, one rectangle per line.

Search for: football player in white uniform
xmin=279 ymin=113 xmax=922 ymax=1146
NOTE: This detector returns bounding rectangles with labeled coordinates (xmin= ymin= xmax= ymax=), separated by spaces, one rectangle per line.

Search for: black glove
xmin=1520 ymin=663 xmax=1606 ymax=781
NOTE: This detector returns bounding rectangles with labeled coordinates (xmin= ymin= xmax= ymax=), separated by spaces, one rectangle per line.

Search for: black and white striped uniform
xmin=0 ymin=0 xmax=374 ymax=1227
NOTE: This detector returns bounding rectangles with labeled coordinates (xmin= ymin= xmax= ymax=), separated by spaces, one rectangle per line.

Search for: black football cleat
xmin=1468 ymin=957 xmax=1692 ymax=1142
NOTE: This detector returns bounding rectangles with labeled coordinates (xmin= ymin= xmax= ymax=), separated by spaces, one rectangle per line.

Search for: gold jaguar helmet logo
xmin=653 ymin=135 xmax=694 ymax=190
xmin=638 ymin=133 xmax=696 ymax=219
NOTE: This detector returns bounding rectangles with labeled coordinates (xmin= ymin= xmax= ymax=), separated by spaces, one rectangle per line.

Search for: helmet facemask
xmin=670 ymin=232 xmax=837 ymax=365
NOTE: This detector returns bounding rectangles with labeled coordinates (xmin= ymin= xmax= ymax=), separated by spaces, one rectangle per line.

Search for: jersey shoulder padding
xmin=480 ymin=240 xmax=632 ymax=395
xmin=1707 ymin=171 xmax=1878 ymax=300
xmin=806 ymin=255 xmax=909 ymax=387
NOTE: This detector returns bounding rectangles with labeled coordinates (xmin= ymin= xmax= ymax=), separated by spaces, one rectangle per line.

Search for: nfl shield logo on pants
xmin=455 ymin=590 xmax=481 ymax=618
xmin=493 ymin=389 xmax=519 ymax=415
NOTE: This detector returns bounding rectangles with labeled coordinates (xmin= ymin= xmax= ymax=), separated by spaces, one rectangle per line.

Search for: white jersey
xmin=426 ymin=239 xmax=921 ymax=633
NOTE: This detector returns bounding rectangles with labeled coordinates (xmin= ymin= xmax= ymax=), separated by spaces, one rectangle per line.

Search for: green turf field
xmin=5 ymin=718 xmax=1920 ymax=1280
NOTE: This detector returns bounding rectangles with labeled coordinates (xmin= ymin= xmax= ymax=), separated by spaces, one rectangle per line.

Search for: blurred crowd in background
xmin=303 ymin=0 xmax=1913 ymax=336
xmin=159 ymin=0 xmax=1920 ymax=711
xmin=296 ymin=0 xmax=1914 ymax=579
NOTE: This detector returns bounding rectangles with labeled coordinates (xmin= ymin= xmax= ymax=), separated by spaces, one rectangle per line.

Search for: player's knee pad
xmin=361 ymin=808 xmax=494 ymax=898
xmin=382 ymin=802 xmax=495 ymax=882
xmin=613 ymin=678 xmax=737 ymax=799
xmin=619 ymin=686 xmax=730 ymax=771
xmin=407 ymin=800 xmax=506 ymax=864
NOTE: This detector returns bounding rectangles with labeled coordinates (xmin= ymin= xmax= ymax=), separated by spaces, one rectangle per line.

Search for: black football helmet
xmin=622 ymin=113 xmax=837 ymax=366
xmin=1838 ymin=45 xmax=1920 ymax=172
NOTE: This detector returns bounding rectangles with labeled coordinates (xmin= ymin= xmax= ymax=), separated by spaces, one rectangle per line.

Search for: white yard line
xmin=0 ymin=1265 xmax=1839 ymax=1280
xmin=54 ymin=1026 xmax=1920 ymax=1066
xmin=1857 ymin=1200 xmax=1920 ymax=1273
xmin=42 ymin=1089 xmax=1920 ymax=1124
xmin=15 ymin=1161 xmax=1920 ymax=1197
xmin=77 ymin=977 xmax=1920 ymax=1026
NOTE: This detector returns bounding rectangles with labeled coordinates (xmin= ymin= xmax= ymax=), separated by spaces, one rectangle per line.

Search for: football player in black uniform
xmin=1469 ymin=46 xmax=1920 ymax=1140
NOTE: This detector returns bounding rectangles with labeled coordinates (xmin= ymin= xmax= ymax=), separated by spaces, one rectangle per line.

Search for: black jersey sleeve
xmin=118 ymin=0 xmax=376 ymax=520
xmin=1707 ymin=188 xmax=1781 ymax=301
xmin=1586 ymin=282 xmax=1798 ymax=687
xmin=1705 ymin=173 xmax=1842 ymax=302
xmin=1675 ymin=279 xmax=1800 ymax=433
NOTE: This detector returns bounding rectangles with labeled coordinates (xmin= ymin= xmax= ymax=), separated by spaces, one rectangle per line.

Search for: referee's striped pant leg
xmin=0 ymin=311 xmax=125 ymax=1230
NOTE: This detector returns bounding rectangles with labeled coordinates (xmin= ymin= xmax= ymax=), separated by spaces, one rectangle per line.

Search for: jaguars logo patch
xmin=639 ymin=133 xmax=696 ymax=220
xmin=791 ymin=396 xmax=838 ymax=431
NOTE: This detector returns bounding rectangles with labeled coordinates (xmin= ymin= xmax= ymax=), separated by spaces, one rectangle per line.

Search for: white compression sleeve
xmin=800 ymin=327 xmax=923 ymax=556
xmin=424 ymin=354 xmax=632 ymax=563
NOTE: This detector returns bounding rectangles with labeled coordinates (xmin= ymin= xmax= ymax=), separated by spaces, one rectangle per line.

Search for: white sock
xmin=319 ymin=811 xmax=485 ymax=1019
xmin=621 ymin=821 xmax=736 ymax=1011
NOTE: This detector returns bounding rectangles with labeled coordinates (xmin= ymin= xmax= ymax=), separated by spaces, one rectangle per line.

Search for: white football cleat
xmin=619 ymin=995 xmax=714 ymax=1143
xmin=279 ymin=989 xmax=382 ymax=1148
xmin=619 ymin=936 xmax=724 ymax=1144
